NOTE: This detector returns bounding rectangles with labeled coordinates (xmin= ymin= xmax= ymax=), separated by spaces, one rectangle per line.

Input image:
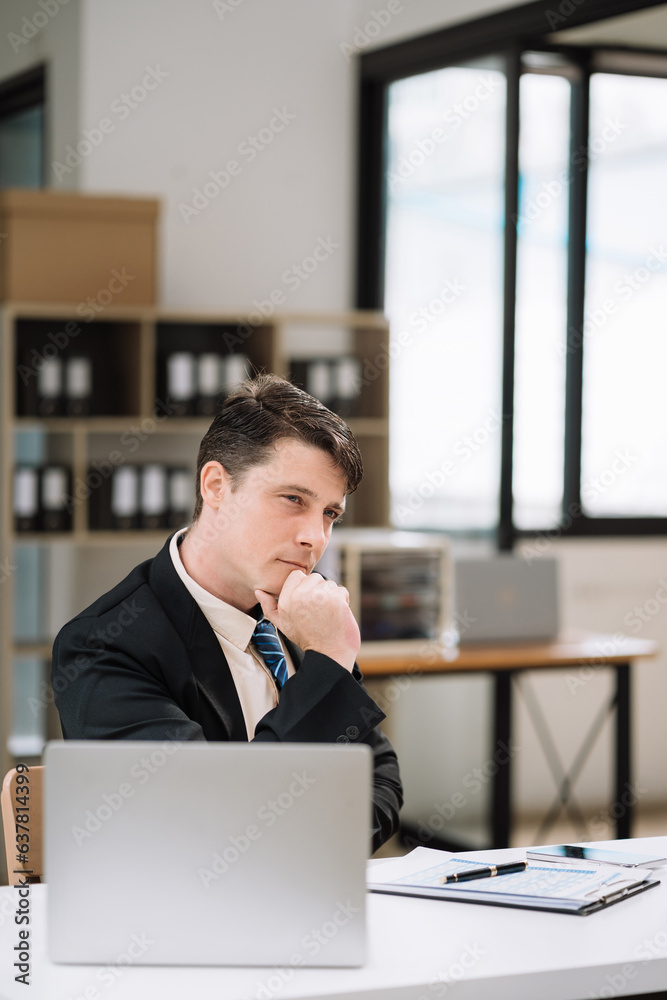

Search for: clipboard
xmin=367 ymin=847 xmax=660 ymax=916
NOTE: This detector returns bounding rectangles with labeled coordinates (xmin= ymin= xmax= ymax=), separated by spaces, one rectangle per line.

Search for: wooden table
xmin=358 ymin=632 xmax=658 ymax=849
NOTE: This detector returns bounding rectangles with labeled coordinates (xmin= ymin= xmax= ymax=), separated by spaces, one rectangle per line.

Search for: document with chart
xmin=367 ymin=847 xmax=660 ymax=915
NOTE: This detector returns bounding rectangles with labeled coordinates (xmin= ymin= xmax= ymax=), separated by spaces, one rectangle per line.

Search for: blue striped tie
xmin=252 ymin=619 xmax=289 ymax=690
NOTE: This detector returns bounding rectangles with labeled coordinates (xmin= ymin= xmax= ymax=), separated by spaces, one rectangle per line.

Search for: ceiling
xmin=549 ymin=3 xmax=667 ymax=49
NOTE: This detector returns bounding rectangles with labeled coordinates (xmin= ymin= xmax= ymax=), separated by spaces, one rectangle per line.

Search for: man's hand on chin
xmin=255 ymin=571 xmax=360 ymax=673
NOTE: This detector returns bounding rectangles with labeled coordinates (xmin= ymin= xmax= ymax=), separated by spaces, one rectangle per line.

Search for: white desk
xmin=1 ymin=838 xmax=666 ymax=1000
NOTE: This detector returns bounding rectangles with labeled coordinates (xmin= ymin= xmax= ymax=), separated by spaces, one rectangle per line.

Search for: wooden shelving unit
xmin=0 ymin=304 xmax=390 ymax=790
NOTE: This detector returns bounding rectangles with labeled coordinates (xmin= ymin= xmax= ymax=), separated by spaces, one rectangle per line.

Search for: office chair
xmin=1 ymin=766 xmax=44 ymax=885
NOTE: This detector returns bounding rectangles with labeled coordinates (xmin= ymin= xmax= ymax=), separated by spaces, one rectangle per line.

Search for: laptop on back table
xmin=454 ymin=555 xmax=560 ymax=644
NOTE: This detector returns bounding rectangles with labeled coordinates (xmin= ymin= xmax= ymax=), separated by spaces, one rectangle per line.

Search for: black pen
xmin=440 ymin=860 xmax=528 ymax=884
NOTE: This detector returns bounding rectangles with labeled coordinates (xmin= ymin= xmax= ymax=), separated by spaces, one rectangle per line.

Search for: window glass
xmin=582 ymin=73 xmax=667 ymax=517
xmin=0 ymin=104 xmax=43 ymax=188
xmin=385 ymin=63 xmax=507 ymax=531
xmin=513 ymin=72 xmax=570 ymax=530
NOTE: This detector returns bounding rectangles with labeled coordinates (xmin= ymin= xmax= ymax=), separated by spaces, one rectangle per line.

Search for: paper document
xmin=367 ymin=847 xmax=660 ymax=915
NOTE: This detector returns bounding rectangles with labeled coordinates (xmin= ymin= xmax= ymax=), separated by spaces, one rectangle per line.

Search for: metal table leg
xmin=615 ymin=662 xmax=632 ymax=840
xmin=491 ymin=671 xmax=513 ymax=848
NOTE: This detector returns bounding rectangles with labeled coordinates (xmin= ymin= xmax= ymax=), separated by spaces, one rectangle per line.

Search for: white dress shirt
xmin=169 ymin=528 xmax=295 ymax=737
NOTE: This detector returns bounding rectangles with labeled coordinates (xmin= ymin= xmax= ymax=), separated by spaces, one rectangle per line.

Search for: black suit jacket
xmin=52 ymin=535 xmax=402 ymax=852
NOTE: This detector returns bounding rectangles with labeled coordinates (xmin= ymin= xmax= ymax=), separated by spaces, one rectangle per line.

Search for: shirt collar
xmin=169 ymin=528 xmax=258 ymax=651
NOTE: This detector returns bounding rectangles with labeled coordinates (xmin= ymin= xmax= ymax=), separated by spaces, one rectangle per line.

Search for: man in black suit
xmin=52 ymin=374 xmax=402 ymax=853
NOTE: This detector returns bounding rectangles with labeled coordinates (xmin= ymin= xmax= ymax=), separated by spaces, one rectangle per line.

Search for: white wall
xmin=4 ymin=0 xmax=666 ymax=824
xmin=70 ymin=0 xmax=518 ymax=312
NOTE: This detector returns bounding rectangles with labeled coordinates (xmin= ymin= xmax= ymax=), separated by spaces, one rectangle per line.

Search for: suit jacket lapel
xmin=148 ymin=535 xmax=248 ymax=741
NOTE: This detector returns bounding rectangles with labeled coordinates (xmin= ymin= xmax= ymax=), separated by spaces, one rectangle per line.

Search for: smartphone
xmin=527 ymin=844 xmax=666 ymax=869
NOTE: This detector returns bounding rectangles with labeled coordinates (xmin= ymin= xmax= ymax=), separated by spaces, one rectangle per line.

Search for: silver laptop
xmin=454 ymin=555 xmax=559 ymax=644
xmin=45 ymin=741 xmax=370 ymax=967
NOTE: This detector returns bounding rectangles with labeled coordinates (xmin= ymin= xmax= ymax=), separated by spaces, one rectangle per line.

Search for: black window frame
xmin=355 ymin=0 xmax=667 ymax=548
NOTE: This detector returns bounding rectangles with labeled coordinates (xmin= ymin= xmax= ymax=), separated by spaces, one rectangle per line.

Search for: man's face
xmin=207 ymin=438 xmax=347 ymax=611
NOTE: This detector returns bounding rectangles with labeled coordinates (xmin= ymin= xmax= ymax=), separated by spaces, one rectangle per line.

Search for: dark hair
xmin=192 ymin=373 xmax=363 ymax=520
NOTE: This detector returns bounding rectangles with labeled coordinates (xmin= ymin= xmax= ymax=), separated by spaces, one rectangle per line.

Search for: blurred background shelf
xmin=0 ymin=296 xmax=391 ymax=793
